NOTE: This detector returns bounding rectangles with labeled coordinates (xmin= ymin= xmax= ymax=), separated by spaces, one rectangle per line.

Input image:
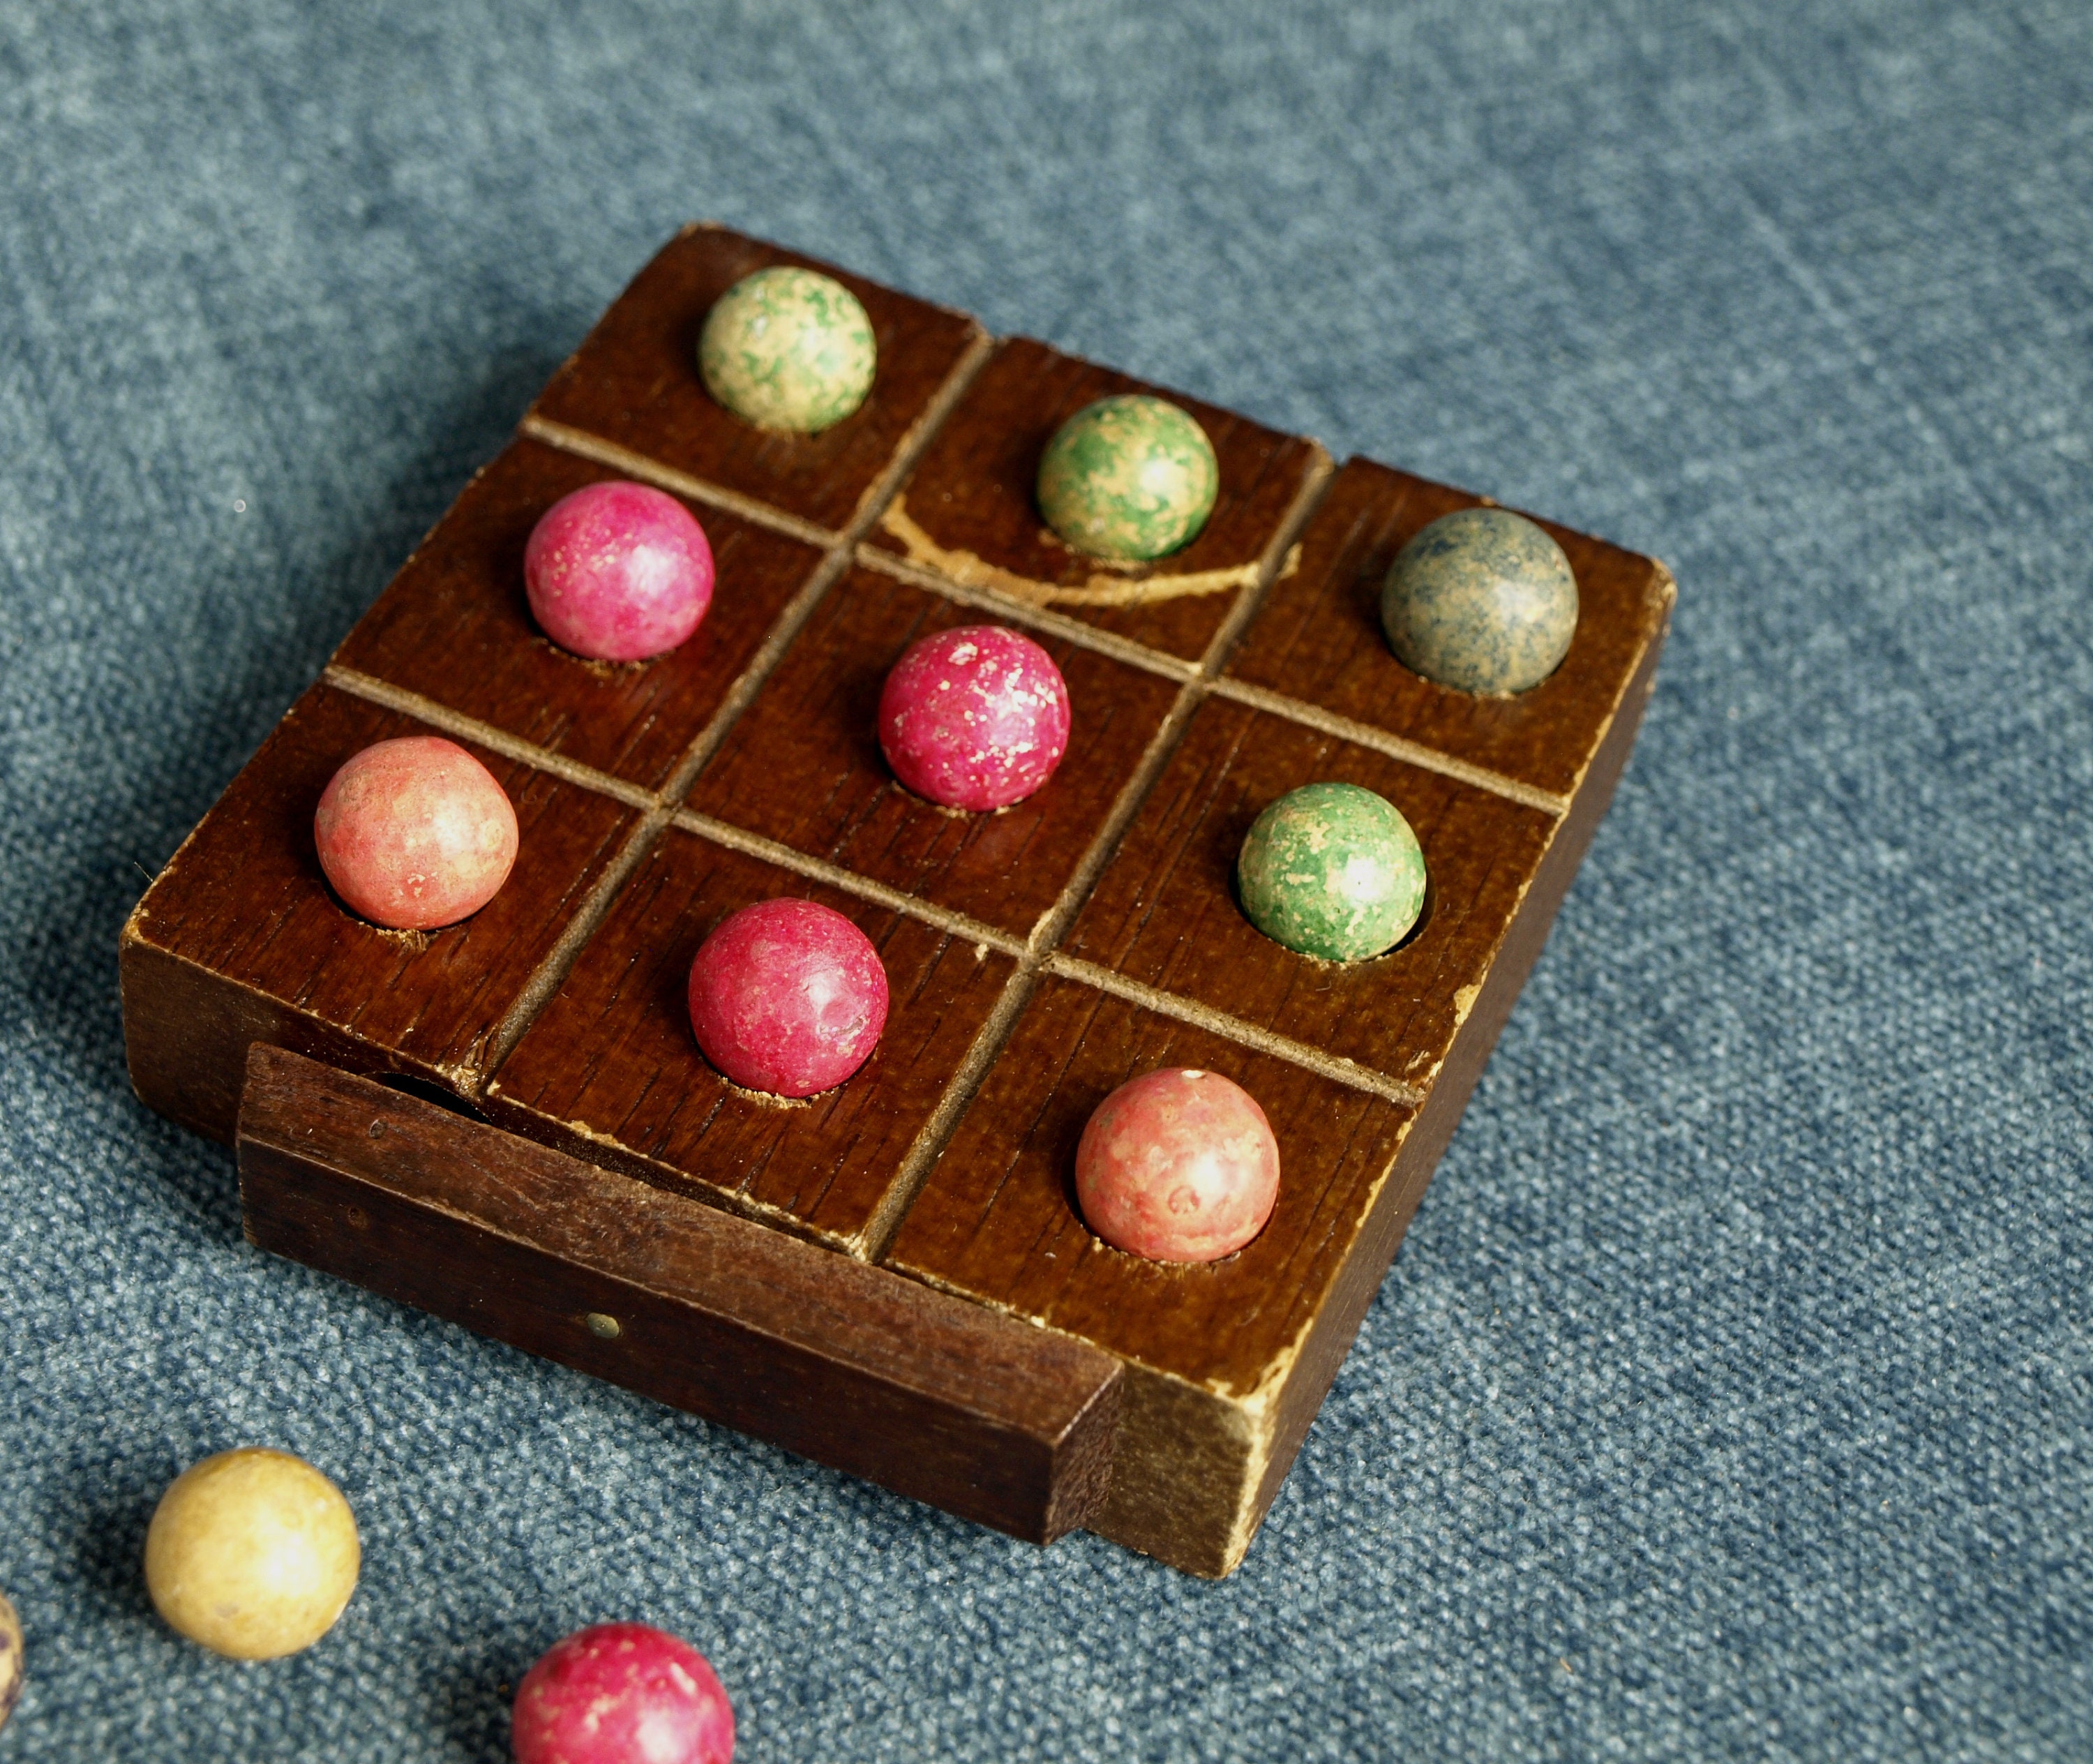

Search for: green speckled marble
xmin=1380 ymin=507 xmax=1580 ymax=696
xmin=698 ymin=267 xmax=877 ymax=433
xmin=1035 ymin=394 xmax=1219 ymax=562
xmin=1236 ymin=782 xmax=1426 ymax=963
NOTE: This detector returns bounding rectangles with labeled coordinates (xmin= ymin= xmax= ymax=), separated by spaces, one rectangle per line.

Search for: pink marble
xmin=511 ymin=1622 xmax=733 ymax=1764
xmin=687 ymin=899 xmax=889 ymax=1098
xmin=877 ymin=625 xmax=1071 ymax=812
xmin=1074 ymin=1068 xmax=1281 ymax=1264
xmin=524 ymin=480 xmax=715 ymax=662
xmin=313 ymin=736 xmax=518 ymax=930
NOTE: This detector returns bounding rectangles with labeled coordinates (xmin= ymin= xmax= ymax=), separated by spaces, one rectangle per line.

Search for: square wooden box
xmin=122 ymin=225 xmax=1672 ymax=1577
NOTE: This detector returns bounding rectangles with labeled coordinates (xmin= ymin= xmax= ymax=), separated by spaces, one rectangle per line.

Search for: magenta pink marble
xmin=511 ymin=1622 xmax=733 ymax=1764
xmin=313 ymin=735 xmax=518 ymax=930
xmin=523 ymin=480 xmax=715 ymax=662
xmin=876 ymin=625 xmax=1071 ymax=812
xmin=687 ymin=899 xmax=889 ymax=1098
xmin=1074 ymin=1068 xmax=1281 ymax=1264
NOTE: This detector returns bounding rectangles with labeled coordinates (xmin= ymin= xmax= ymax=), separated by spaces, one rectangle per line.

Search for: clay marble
xmin=698 ymin=266 xmax=877 ymax=433
xmin=687 ymin=898 xmax=889 ymax=1098
xmin=1380 ymin=507 xmax=1580 ymax=696
xmin=512 ymin=1624 xmax=735 ymax=1764
xmin=1236 ymin=781 xmax=1427 ymax=964
xmin=1036 ymin=394 xmax=1219 ymax=562
xmin=1074 ymin=1068 xmax=1280 ymax=1264
xmin=877 ymin=625 xmax=1072 ymax=812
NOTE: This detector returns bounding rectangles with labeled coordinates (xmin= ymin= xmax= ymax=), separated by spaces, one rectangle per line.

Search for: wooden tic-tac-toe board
xmin=120 ymin=225 xmax=1673 ymax=1578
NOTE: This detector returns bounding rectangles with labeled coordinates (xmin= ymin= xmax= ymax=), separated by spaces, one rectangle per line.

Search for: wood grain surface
xmin=530 ymin=224 xmax=985 ymax=537
xmin=240 ymin=1045 xmax=1121 ymax=1544
xmin=123 ymin=682 xmax=638 ymax=1139
xmin=333 ymin=438 xmax=827 ymax=791
xmin=885 ymin=978 xmax=1418 ymax=1574
xmin=862 ymin=338 xmax=1329 ymax=660
xmin=1060 ymin=696 xmax=1557 ymax=1086
xmin=488 ymin=827 xmax=1017 ymax=1248
xmin=682 ymin=565 xmax=1181 ymax=940
xmin=121 ymin=224 xmax=1674 ymax=1579
xmin=1226 ymin=457 xmax=1676 ymax=800
xmin=887 ymin=978 xmax=1417 ymax=1393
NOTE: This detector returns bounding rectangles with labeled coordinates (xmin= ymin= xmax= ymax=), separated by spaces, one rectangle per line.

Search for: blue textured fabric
xmin=3 ymin=1 xmax=2089 ymax=1756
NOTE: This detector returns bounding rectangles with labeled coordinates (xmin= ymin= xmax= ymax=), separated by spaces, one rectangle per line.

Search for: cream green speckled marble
xmin=698 ymin=267 xmax=877 ymax=433
xmin=1381 ymin=507 xmax=1579 ymax=696
xmin=1236 ymin=782 xmax=1426 ymax=963
xmin=1036 ymin=394 xmax=1219 ymax=562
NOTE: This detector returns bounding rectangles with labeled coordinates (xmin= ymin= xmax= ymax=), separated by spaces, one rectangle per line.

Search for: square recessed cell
xmin=1061 ymin=697 xmax=1556 ymax=1091
xmin=885 ymin=979 xmax=1419 ymax=1576
xmin=486 ymin=826 xmax=1018 ymax=1250
xmin=1225 ymin=457 xmax=1674 ymax=801
xmin=528 ymin=225 xmax=986 ymax=536
xmin=333 ymin=439 xmax=827 ymax=791
xmin=680 ymin=567 xmax=1182 ymax=941
xmin=121 ymin=682 xmax=640 ymax=1141
xmin=862 ymin=338 xmax=1330 ymax=662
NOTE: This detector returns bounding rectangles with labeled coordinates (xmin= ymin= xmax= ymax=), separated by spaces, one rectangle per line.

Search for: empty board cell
xmin=862 ymin=338 xmax=1328 ymax=662
xmin=122 ymin=682 xmax=639 ymax=1135
xmin=1224 ymin=457 xmax=1674 ymax=800
xmin=1060 ymin=696 xmax=1556 ymax=1089
xmin=528 ymin=225 xmax=985 ymax=535
xmin=487 ymin=826 xmax=1017 ymax=1249
xmin=332 ymin=439 xmax=827 ymax=791
xmin=887 ymin=978 xmax=1415 ymax=1396
xmin=681 ymin=566 xmax=1180 ymax=942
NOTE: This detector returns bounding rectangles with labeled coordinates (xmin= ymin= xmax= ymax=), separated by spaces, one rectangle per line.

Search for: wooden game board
xmin=121 ymin=225 xmax=1673 ymax=1578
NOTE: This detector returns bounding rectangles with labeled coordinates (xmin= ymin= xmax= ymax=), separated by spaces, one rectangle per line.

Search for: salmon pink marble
xmin=877 ymin=625 xmax=1070 ymax=811
xmin=1074 ymin=1068 xmax=1280 ymax=1263
xmin=511 ymin=1622 xmax=733 ymax=1764
xmin=523 ymin=480 xmax=714 ymax=662
xmin=313 ymin=736 xmax=518 ymax=930
xmin=687 ymin=899 xmax=889 ymax=1098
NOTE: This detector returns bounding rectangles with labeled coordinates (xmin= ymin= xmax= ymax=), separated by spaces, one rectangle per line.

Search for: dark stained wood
xmin=1226 ymin=457 xmax=1675 ymax=799
xmin=1061 ymin=697 xmax=1556 ymax=1085
xmin=883 ymin=980 xmax=1417 ymax=1576
xmin=333 ymin=439 xmax=827 ymax=791
xmin=1247 ymin=604 xmax=1670 ymax=1549
xmin=122 ymin=682 xmax=638 ymax=1141
xmin=486 ymin=828 xmax=1017 ymax=1249
xmin=681 ymin=566 xmax=1181 ymax=939
xmin=239 ymin=1046 xmax=1121 ymax=1544
xmin=862 ymin=338 xmax=1330 ymax=661
xmin=530 ymin=225 xmax=986 ymax=535
xmin=886 ymin=979 xmax=1416 ymax=1398
xmin=119 ymin=223 xmax=1675 ymax=1581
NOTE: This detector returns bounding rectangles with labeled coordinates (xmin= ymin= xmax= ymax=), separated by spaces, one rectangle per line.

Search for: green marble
xmin=1381 ymin=507 xmax=1580 ymax=696
xmin=1036 ymin=394 xmax=1219 ymax=562
xmin=698 ymin=267 xmax=877 ymax=433
xmin=1236 ymin=782 xmax=1426 ymax=964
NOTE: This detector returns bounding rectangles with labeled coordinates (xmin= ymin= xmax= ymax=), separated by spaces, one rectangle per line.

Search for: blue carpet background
xmin=3 ymin=1 xmax=2090 ymax=1757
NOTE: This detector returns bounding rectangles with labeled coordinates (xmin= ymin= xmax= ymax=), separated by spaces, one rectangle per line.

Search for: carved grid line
xmin=472 ymin=329 xmax=993 ymax=1079
xmin=525 ymin=406 xmax=1565 ymax=820
xmin=336 ymin=314 xmax=1561 ymax=1258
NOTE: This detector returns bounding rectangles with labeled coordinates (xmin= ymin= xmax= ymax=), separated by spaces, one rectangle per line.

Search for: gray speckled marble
xmin=1381 ymin=507 xmax=1579 ymax=696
